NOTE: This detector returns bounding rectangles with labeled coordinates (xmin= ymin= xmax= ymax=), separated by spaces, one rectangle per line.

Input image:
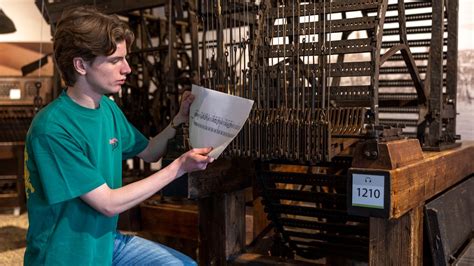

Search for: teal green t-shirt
xmin=23 ymin=91 xmax=148 ymax=265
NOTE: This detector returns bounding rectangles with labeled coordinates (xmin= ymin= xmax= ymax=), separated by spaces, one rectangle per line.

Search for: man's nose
xmin=121 ymin=59 xmax=131 ymax=75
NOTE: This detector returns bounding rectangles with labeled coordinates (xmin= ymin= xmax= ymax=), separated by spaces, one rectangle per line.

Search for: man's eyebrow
xmin=108 ymin=56 xmax=126 ymax=60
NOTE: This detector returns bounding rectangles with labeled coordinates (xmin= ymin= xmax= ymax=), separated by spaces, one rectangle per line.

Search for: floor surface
xmin=0 ymin=212 xmax=28 ymax=265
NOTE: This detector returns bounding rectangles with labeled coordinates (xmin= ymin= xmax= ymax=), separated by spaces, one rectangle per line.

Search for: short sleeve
xmin=30 ymin=133 xmax=105 ymax=204
xmin=111 ymin=108 xmax=148 ymax=160
xmin=121 ymin=123 xmax=148 ymax=159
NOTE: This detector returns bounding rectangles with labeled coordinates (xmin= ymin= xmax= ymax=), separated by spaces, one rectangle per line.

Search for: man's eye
xmin=110 ymin=58 xmax=121 ymax=64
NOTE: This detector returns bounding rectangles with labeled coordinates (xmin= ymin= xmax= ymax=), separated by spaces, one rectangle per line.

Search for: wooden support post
xmin=353 ymin=139 xmax=425 ymax=265
xmin=352 ymin=138 xmax=426 ymax=265
xmin=189 ymin=157 xmax=254 ymax=265
xmin=252 ymin=196 xmax=269 ymax=239
xmin=369 ymin=205 xmax=423 ymax=266
xmin=198 ymin=190 xmax=246 ymax=266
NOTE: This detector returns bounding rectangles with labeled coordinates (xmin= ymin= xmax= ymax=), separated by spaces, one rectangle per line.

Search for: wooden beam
xmin=0 ymin=142 xmax=24 ymax=160
xmin=198 ymin=190 xmax=246 ymax=265
xmin=140 ymin=197 xmax=198 ymax=241
xmin=230 ymin=253 xmax=321 ymax=266
xmin=351 ymin=141 xmax=474 ymax=219
xmin=352 ymin=138 xmax=423 ymax=170
xmin=252 ymin=196 xmax=269 ymax=239
xmin=351 ymin=140 xmax=473 ymax=266
xmin=369 ymin=205 xmax=423 ymax=266
xmin=188 ymin=157 xmax=254 ymax=199
xmin=389 ymin=141 xmax=474 ymax=218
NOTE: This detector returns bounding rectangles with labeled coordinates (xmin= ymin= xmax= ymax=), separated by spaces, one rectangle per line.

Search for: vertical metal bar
xmin=283 ymin=1 xmax=288 ymax=109
xmin=371 ymin=0 xmax=388 ymax=126
xmin=167 ymin=1 xmax=178 ymax=118
xmin=397 ymin=0 xmax=408 ymax=44
xmin=398 ymin=0 xmax=426 ymax=105
xmin=319 ymin=1 xmax=326 ymax=111
xmin=216 ymin=0 xmax=224 ymax=89
xmin=427 ymin=0 xmax=445 ymax=146
xmin=202 ymin=1 xmax=209 ymax=87
xmin=189 ymin=1 xmax=200 ymax=85
xmin=446 ymin=0 xmax=459 ymax=139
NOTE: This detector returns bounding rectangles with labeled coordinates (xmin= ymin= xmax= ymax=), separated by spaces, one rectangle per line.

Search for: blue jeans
xmin=112 ymin=232 xmax=197 ymax=266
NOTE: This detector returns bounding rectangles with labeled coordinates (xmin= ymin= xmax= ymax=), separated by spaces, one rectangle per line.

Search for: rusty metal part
xmin=377 ymin=0 xmax=459 ymax=151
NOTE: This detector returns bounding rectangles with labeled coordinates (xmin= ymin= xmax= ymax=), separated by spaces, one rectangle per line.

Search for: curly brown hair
xmin=53 ymin=6 xmax=134 ymax=86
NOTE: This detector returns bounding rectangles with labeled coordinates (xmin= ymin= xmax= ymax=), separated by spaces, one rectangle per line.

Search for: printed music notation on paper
xmin=189 ymin=84 xmax=254 ymax=159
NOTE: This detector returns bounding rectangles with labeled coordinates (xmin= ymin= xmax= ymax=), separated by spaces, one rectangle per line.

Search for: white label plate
xmin=352 ymin=173 xmax=385 ymax=209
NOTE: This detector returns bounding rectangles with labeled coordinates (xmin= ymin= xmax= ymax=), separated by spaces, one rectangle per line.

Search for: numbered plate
xmin=347 ymin=170 xmax=390 ymax=218
xmin=352 ymin=173 xmax=384 ymax=209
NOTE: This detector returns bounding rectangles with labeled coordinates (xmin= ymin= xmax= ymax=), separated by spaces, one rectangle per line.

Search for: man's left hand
xmin=173 ymin=90 xmax=195 ymax=126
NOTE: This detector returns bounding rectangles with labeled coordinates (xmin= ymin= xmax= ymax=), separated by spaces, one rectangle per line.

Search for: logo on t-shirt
xmin=24 ymin=148 xmax=35 ymax=198
xmin=109 ymin=138 xmax=119 ymax=150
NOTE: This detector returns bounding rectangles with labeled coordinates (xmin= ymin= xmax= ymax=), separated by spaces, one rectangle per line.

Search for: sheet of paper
xmin=189 ymin=84 xmax=254 ymax=159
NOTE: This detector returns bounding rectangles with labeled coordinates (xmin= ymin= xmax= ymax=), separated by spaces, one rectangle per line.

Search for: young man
xmin=24 ymin=6 xmax=212 ymax=265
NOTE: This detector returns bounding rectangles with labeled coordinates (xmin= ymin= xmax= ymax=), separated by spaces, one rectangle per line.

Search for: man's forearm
xmin=80 ymin=159 xmax=182 ymax=217
xmin=81 ymin=146 xmax=212 ymax=217
xmin=139 ymin=121 xmax=178 ymax=162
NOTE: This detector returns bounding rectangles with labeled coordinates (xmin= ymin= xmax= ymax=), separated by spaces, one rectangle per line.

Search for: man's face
xmin=84 ymin=40 xmax=131 ymax=95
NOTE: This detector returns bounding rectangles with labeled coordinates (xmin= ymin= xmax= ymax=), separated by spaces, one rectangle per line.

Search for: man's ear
xmin=73 ymin=57 xmax=88 ymax=75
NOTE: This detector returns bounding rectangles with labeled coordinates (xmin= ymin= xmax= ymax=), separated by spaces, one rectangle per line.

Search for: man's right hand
xmin=175 ymin=147 xmax=214 ymax=177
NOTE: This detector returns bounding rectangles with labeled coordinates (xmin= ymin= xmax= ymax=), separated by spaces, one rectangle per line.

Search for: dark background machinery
xmin=36 ymin=0 xmax=460 ymax=158
xmin=0 ymin=75 xmax=52 ymax=214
